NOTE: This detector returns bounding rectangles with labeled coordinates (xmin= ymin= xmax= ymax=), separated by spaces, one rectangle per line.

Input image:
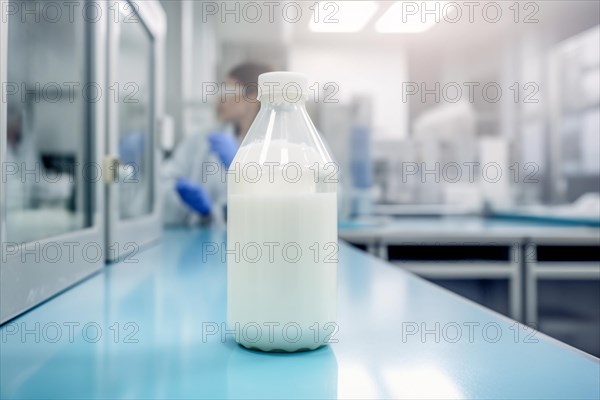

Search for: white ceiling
xmin=205 ymin=0 xmax=600 ymax=50
xmin=209 ymin=5 xmax=292 ymax=45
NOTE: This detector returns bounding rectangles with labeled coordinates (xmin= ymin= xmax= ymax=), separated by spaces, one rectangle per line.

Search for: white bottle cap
xmin=258 ymin=71 xmax=309 ymax=102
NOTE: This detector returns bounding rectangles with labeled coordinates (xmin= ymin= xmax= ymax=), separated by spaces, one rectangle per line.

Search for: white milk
xmin=227 ymin=145 xmax=338 ymax=352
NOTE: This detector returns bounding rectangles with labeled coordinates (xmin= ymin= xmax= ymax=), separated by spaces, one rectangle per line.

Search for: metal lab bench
xmin=339 ymin=217 xmax=600 ymax=323
xmin=1 ymin=228 xmax=598 ymax=399
xmin=523 ymin=231 xmax=600 ymax=356
xmin=523 ymin=229 xmax=600 ymax=325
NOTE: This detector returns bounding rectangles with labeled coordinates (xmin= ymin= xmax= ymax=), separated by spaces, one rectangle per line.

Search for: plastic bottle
xmin=227 ymin=72 xmax=338 ymax=352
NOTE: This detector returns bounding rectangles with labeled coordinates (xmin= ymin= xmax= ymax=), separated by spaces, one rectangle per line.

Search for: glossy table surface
xmin=1 ymin=228 xmax=598 ymax=399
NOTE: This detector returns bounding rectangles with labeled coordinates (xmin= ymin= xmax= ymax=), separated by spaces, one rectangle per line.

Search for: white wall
xmin=161 ymin=0 xmax=220 ymax=141
xmin=289 ymin=45 xmax=409 ymax=140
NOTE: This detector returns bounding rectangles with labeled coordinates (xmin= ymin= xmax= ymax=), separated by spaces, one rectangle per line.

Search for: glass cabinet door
xmin=116 ymin=11 xmax=154 ymax=220
xmin=0 ymin=0 xmax=106 ymax=324
xmin=106 ymin=1 xmax=164 ymax=260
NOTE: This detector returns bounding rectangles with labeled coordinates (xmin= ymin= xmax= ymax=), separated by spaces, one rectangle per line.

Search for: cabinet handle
xmin=103 ymin=155 xmax=120 ymax=184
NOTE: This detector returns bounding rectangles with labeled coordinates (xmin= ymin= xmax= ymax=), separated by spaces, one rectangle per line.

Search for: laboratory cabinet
xmin=525 ymin=240 xmax=600 ymax=356
xmin=339 ymin=217 xmax=600 ymax=356
xmin=384 ymin=241 xmax=521 ymax=320
xmin=0 ymin=0 xmax=165 ymax=324
xmin=105 ymin=0 xmax=165 ymax=260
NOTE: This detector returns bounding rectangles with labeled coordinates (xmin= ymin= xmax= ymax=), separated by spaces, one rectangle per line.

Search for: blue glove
xmin=209 ymin=133 xmax=238 ymax=169
xmin=119 ymin=132 xmax=145 ymax=166
xmin=175 ymin=179 xmax=212 ymax=216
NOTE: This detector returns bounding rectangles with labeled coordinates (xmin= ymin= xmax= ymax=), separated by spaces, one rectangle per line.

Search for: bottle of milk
xmin=227 ymin=72 xmax=338 ymax=352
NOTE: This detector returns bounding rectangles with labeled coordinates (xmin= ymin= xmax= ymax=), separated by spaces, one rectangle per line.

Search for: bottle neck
xmin=259 ymin=93 xmax=308 ymax=107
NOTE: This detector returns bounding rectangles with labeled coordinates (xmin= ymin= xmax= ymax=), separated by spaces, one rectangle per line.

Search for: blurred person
xmin=162 ymin=62 xmax=273 ymax=225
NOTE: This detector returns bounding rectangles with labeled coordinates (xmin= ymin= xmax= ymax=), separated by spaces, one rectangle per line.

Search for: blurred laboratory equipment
xmin=370 ymin=101 xmax=483 ymax=214
xmin=160 ymin=114 xmax=175 ymax=157
xmin=228 ymin=72 xmax=337 ymax=352
xmin=372 ymin=139 xmax=415 ymax=205
xmin=349 ymin=96 xmax=375 ymax=217
xmin=549 ymin=25 xmax=600 ymax=204
xmin=4 ymin=1 xmax=89 ymax=244
xmin=479 ymin=136 xmax=512 ymax=208
xmin=317 ymin=96 xmax=376 ymax=220
xmin=412 ymin=101 xmax=479 ymax=207
xmin=316 ymin=102 xmax=353 ymax=220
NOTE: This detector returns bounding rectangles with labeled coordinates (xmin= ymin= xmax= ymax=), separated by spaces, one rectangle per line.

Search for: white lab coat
xmin=161 ymin=128 xmax=232 ymax=226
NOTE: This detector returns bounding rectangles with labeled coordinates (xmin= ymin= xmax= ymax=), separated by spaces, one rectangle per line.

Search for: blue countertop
xmin=1 ymin=228 xmax=598 ymax=399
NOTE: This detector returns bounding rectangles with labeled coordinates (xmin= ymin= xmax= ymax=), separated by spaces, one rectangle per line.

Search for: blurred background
xmin=163 ymin=0 xmax=600 ymax=211
xmin=158 ymin=0 xmax=600 ymax=355
xmin=2 ymin=1 xmax=599 ymax=356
